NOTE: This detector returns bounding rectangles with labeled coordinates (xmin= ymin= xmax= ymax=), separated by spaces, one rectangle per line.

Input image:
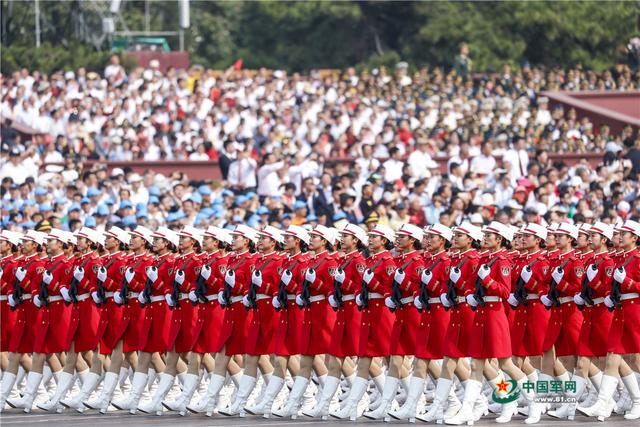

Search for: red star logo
xmin=496 ymin=379 xmax=510 ymax=393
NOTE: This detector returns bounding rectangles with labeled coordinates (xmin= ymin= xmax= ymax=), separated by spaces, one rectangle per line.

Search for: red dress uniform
xmin=467 ymin=250 xmax=512 ymax=359
xmin=357 ymin=250 xmax=396 ymax=357
xmin=505 ymin=250 xmax=524 ymax=328
xmin=443 ymin=249 xmax=480 ymax=358
xmin=245 ymin=251 xmax=283 ymax=355
xmin=274 ymin=251 xmax=309 ymax=356
xmin=193 ymin=251 xmax=228 ymax=353
xmin=167 ymin=251 xmax=203 ymax=353
xmin=511 ymin=250 xmax=551 ymax=356
xmin=10 ymin=254 xmax=46 ymax=353
xmin=298 ymin=250 xmax=338 ymax=355
xmin=99 ymin=252 xmax=127 ymax=355
xmin=577 ymin=251 xmax=615 ymax=357
xmin=607 ymin=249 xmax=640 ymax=354
xmin=0 ymin=255 xmax=18 ymax=351
xmin=142 ymin=252 xmax=175 ymax=353
xmin=389 ymin=251 xmax=425 ymax=355
xmin=33 ymin=253 xmax=73 ymax=353
xmin=216 ymin=251 xmax=255 ymax=356
xmin=68 ymin=252 xmax=103 ymax=352
xmin=120 ymin=253 xmax=154 ymax=352
xmin=542 ymin=250 xmax=584 ymax=356
xmin=329 ymin=250 xmax=366 ymax=357
xmin=579 ymin=250 xmax=595 ymax=265
xmin=415 ymin=250 xmax=451 ymax=360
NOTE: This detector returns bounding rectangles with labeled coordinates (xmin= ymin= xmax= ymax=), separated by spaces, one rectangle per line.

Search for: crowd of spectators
xmin=1 ymin=56 xmax=640 ymax=235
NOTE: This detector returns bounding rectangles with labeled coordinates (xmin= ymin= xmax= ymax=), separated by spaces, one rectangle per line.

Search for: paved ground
xmin=0 ymin=409 xmax=630 ymax=427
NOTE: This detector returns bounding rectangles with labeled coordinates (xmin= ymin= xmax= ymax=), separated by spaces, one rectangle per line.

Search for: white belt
xmin=559 ymin=296 xmax=574 ymax=304
xmin=620 ymin=293 xmax=640 ymax=301
xmin=22 ymin=293 xmax=32 ymax=299
xmin=76 ymin=293 xmax=90 ymax=302
xmin=48 ymin=295 xmax=63 ymax=303
xmin=482 ymin=296 xmax=502 ymax=303
xmin=526 ymin=294 xmax=539 ymax=300
xmin=369 ymin=292 xmax=384 ymax=299
xmin=206 ymin=294 xmax=218 ymax=302
xmin=308 ymin=295 xmax=325 ymax=303
xmin=287 ymin=294 xmax=296 ymax=300
xmin=455 ymin=296 xmax=466 ymax=304
xmin=591 ymin=297 xmax=605 ymax=305
xmin=342 ymin=294 xmax=355 ymax=302
xmin=128 ymin=292 xmax=140 ymax=299
xmin=0 ymin=295 xmax=7 ymax=301
xmin=229 ymin=295 xmax=244 ymax=304
xmin=150 ymin=295 xmax=165 ymax=303
xmin=400 ymin=296 xmax=414 ymax=304
xmin=178 ymin=293 xmax=190 ymax=301
xmin=104 ymin=292 xmax=115 ymax=298
xmin=255 ymin=294 xmax=271 ymax=301
xmin=427 ymin=297 xmax=442 ymax=304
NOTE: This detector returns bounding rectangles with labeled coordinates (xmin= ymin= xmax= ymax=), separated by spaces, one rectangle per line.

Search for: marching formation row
xmin=0 ymin=219 xmax=639 ymax=424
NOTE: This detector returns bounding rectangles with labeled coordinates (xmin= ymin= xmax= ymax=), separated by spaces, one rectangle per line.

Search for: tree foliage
xmin=1 ymin=0 xmax=637 ymax=74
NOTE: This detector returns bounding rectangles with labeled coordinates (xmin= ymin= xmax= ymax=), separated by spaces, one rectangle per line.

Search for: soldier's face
xmin=620 ymin=231 xmax=638 ymax=250
xmin=46 ymin=239 xmax=61 ymax=255
xmin=588 ymin=232 xmax=602 ymax=250
xmin=104 ymin=236 xmax=118 ymax=251
xmin=258 ymin=235 xmax=274 ymax=253
xmin=482 ymin=232 xmax=499 ymax=249
xmin=453 ymin=232 xmax=471 ymax=250
xmin=129 ymin=235 xmax=145 ymax=251
xmin=0 ymin=240 xmax=10 ymax=253
xmin=555 ymin=234 xmax=572 ymax=250
xmin=232 ymin=235 xmax=247 ymax=252
xmin=545 ymin=233 xmax=556 ymax=248
xmin=202 ymin=236 xmax=216 ymax=252
xmin=310 ymin=235 xmax=324 ymax=252
xmin=180 ymin=236 xmax=194 ymax=252
xmin=368 ymin=235 xmax=383 ymax=251
xmin=395 ymin=234 xmax=412 ymax=252
xmin=76 ymin=236 xmax=89 ymax=252
xmin=577 ymin=234 xmax=589 ymax=249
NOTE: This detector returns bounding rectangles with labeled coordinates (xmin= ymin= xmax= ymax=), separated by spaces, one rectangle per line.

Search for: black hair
xmin=62 ymin=242 xmax=69 ymax=250
xmin=500 ymin=238 xmax=512 ymax=250
xmin=300 ymin=241 xmax=309 ymax=253
xmin=194 ymin=240 xmax=202 ymax=253
xmin=119 ymin=242 xmax=128 ymax=251
xmin=89 ymin=242 xmax=98 ymax=251
xmin=248 ymin=241 xmax=256 ymax=253
xmin=471 ymin=240 xmax=481 ymax=250
xmin=356 ymin=240 xmax=367 ymax=253
xmin=539 ymin=239 xmax=547 ymax=249
xmin=444 ymin=240 xmax=452 ymax=250
xmin=145 ymin=241 xmax=153 ymax=251
xmin=413 ymin=239 xmax=422 ymax=250
xmin=570 ymin=238 xmax=578 ymax=248
xmin=325 ymin=242 xmax=334 ymax=253
xmin=275 ymin=242 xmax=285 ymax=252
xmin=383 ymin=238 xmax=395 ymax=251
xmin=168 ymin=242 xmax=178 ymax=253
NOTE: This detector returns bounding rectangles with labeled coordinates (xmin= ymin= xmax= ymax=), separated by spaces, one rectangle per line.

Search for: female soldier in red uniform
xmin=244 ymin=225 xmax=310 ymax=418
xmin=579 ymin=219 xmax=640 ymax=421
xmin=303 ymin=223 xmax=367 ymax=419
xmin=0 ymin=231 xmax=21 ymax=357
xmin=333 ymin=224 xmax=397 ymax=421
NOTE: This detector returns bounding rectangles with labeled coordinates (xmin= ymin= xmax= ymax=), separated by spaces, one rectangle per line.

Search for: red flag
xmin=233 ymin=59 xmax=243 ymax=70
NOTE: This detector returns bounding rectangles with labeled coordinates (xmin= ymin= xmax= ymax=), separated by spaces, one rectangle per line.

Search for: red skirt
xmin=443 ymin=303 xmax=475 ymax=358
xmin=299 ymin=300 xmax=336 ymax=356
xmin=274 ymin=300 xmax=301 ymax=356
xmin=358 ymin=298 xmax=394 ymax=357
xmin=100 ymin=299 xmax=125 ymax=355
xmin=607 ymin=297 xmax=640 ymax=354
xmin=34 ymin=300 xmax=74 ymax=353
xmin=415 ymin=303 xmax=450 ymax=359
xmin=122 ymin=303 xmax=148 ymax=353
xmin=0 ymin=300 xmax=17 ymax=351
xmin=168 ymin=302 xmax=201 ymax=353
xmin=245 ymin=298 xmax=277 ymax=355
xmin=542 ymin=303 xmax=583 ymax=356
xmin=141 ymin=300 xmax=170 ymax=353
xmin=389 ymin=303 xmax=420 ymax=356
xmin=511 ymin=301 xmax=550 ymax=357
xmin=216 ymin=301 xmax=249 ymax=356
xmin=192 ymin=301 xmax=224 ymax=354
xmin=70 ymin=298 xmax=101 ymax=353
xmin=577 ymin=304 xmax=613 ymax=357
xmin=468 ymin=301 xmax=512 ymax=359
xmin=329 ymin=299 xmax=361 ymax=357
xmin=9 ymin=301 xmax=37 ymax=353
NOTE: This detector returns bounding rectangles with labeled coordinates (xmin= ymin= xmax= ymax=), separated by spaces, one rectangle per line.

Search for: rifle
xmin=578 ymin=260 xmax=604 ymax=311
xmin=547 ymin=258 xmax=571 ymax=310
xmin=171 ymin=257 xmax=194 ymax=310
xmin=332 ymin=258 xmax=355 ymax=311
xmin=445 ymin=255 xmax=470 ymax=310
xmin=417 ymin=258 xmax=443 ymax=312
xmin=472 ymin=256 xmax=500 ymax=311
xmin=38 ymin=260 xmax=64 ymax=308
xmin=390 ymin=258 xmax=414 ymax=312
xmin=609 ymin=257 xmax=634 ymax=312
xmin=221 ymin=257 xmax=246 ymax=308
xmin=193 ymin=258 xmax=216 ymax=306
xmin=246 ymin=258 xmax=274 ymax=311
xmin=359 ymin=258 xmax=384 ymax=311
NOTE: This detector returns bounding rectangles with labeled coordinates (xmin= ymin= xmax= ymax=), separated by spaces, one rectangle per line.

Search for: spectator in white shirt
xmin=355 ymin=144 xmax=380 ymax=180
xmin=382 ymin=147 xmax=404 ymax=183
xmin=407 ymin=139 xmax=438 ymax=179
xmin=469 ymin=141 xmax=497 ymax=176
xmin=227 ymin=148 xmax=257 ymax=192
xmin=257 ymin=153 xmax=285 ymax=197
xmin=502 ymin=136 xmax=529 ymax=185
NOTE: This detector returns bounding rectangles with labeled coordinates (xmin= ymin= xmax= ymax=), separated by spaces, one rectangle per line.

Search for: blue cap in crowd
xmin=87 ymin=187 xmax=101 ymax=197
xmin=148 ymin=196 xmax=160 ymax=204
xmin=39 ymin=203 xmax=53 ymax=212
xmin=96 ymin=204 xmax=110 ymax=216
xmin=34 ymin=187 xmax=48 ymax=196
xmin=84 ymin=216 xmax=96 ymax=227
xmin=294 ymin=200 xmax=307 ymax=210
xmin=148 ymin=186 xmax=161 ymax=197
xmin=120 ymin=200 xmax=133 ymax=210
xmin=198 ymin=185 xmax=212 ymax=195
xmin=68 ymin=203 xmax=81 ymax=212
xmin=257 ymin=206 xmax=269 ymax=215
xmin=81 ymin=197 xmax=91 ymax=205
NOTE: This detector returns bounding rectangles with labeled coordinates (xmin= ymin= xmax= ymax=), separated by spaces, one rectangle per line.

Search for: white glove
xmin=91 ymin=291 xmax=100 ymax=304
xmin=188 ymin=290 xmax=198 ymax=303
xmin=295 ymin=294 xmax=305 ymax=306
xmin=574 ymin=293 xmax=585 ymax=306
xmin=328 ymin=294 xmax=338 ymax=308
xmin=304 ymin=268 xmax=316 ymax=283
xmin=125 ymin=268 xmax=135 ymax=283
xmin=200 ymin=265 xmax=211 ymax=280
xmin=0 ymin=267 xmax=3 ymax=280
xmin=242 ymin=294 xmax=251 ymax=307
xmin=15 ymin=267 xmax=27 ymax=282
xmin=384 ymin=296 xmax=396 ymax=309
xmin=394 ymin=269 xmax=406 ymax=284
xmin=217 ymin=291 xmax=225 ymax=305
xmin=613 ymin=267 xmax=626 ymax=284
xmin=252 ymin=271 xmax=263 ymax=287
xmin=43 ymin=271 xmax=53 ymax=285
xmin=551 ymin=267 xmax=564 ymax=284
xmin=478 ymin=264 xmax=490 ymax=280
xmin=8 ymin=294 xmax=16 ymax=307
xmin=356 ymin=293 xmax=363 ymax=307
xmin=146 ymin=266 xmax=158 ymax=282
xmin=165 ymin=294 xmax=175 ymax=307
xmin=440 ymin=293 xmax=452 ymax=308
xmin=60 ymin=287 xmax=71 ymax=302
xmin=414 ymin=295 xmax=424 ymax=311
xmin=97 ymin=267 xmax=107 ymax=282
xmin=421 ymin=269 xmax=433 ymax=285
xmin=137 ymin=292 xmax=147 ymax=305
xmin=520 ymin=266 xmax=533 ymax=283
xmin=466 ymin=294 xmax=478 ymax=307
xmin=541 ymin=294 xmax=553 ymax=307
xmin=225 ymin=271 xmax=236 ymax=288
xmin=33 ymin=294 xmax=42 ymax=308
xmin=175 ymin=270 xmax=185 ymax=285
xmin=113 ymin=291 xmax=124 ymax=305
xmin=334 ymin=268 xmax=346 ymax=284
xmin=604 ymin=295 xmax=614 ymax=308
xmin=73 ymin=267 xmax=85 ymax=281
xmin=586 ymin=264 xmax=598 ymax=282
xmin=507 ymin=293 xmax=519 ymax=307
xmin=449 ymin=267 xmax=461 ymax=284
xmin=272 ymin=296 xmax=281 ymax=309
xmin=281 ymin=269 xmax=293 ymax=285
xmin=363 ymin=269 xmax=374 ymax=284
